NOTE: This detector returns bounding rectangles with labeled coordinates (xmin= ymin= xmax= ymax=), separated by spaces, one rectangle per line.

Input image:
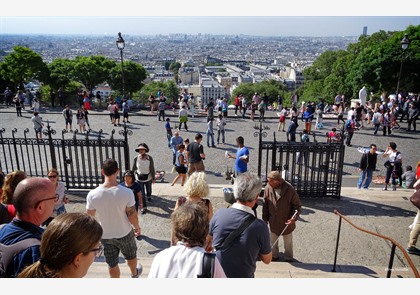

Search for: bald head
xmin=13 ymin=177 xmax=55 ymax=219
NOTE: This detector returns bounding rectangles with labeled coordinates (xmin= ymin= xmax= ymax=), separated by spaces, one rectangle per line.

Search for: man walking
xmin=0 ymin=178 xmax=56 ymax=277
xmin=186 ymin=133 xmax=206 ymax=176
xmin=170 ymin=131 xmax=183 ymax=166
xmin=207 ymin=172 xmax=272 ymax=277
xmin=86 ymin=159 xmax=142 ymax=278
xmin=263 ymin=171 xmax=302 ymax=262
xmin=357 ymin=144 xmax=378 ymax=189
xmin=62 ymin=105 xmax=73 ymax=132
xmin=227 ymin=136 xmax=249 ymax=175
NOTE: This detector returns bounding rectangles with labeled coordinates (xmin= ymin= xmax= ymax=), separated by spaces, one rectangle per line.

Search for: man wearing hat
xmin=262 ymin=170 xmax=302 ymax=262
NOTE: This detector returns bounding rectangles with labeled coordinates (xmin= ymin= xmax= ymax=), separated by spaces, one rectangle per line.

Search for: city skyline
xmin=1 ymin=16 xmax=419 ymax=37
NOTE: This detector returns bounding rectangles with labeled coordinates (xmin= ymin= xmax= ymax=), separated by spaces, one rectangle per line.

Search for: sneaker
xmin=131 ymin=263 xmax=143 ymax=278
xmin=406 ymin=247 xmax=420 ymax=256
xmin=147 ymin=197 xmax=152 ymax=201
xmin=382 ymin=187 xmax=387 ymax=191
xmin=141 ymin=208 xmax=147 ymax=215
xmin=363 ymin=187 xmax=369 ymax=190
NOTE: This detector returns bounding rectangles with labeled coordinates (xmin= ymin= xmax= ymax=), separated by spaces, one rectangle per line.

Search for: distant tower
xmin=362 ymin=26 xmax=368 ymax=36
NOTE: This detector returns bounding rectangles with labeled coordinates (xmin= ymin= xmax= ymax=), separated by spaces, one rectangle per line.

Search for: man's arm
xmin=126 ymin=205 xmax=141 ymax=237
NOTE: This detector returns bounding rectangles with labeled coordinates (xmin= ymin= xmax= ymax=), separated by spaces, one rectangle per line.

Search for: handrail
xmin=333 ymin=209 xmax=419 ymax=278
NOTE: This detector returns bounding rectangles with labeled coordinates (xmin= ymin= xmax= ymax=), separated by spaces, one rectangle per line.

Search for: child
xmin=32 ymin=98 xmax=40 ymax=113
xmin=165 ymin=118 xmax=172 ymax=148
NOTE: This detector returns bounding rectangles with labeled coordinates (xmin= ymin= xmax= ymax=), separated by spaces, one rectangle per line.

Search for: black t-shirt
xmin=187 ymin=142 xmax=203 ymax=163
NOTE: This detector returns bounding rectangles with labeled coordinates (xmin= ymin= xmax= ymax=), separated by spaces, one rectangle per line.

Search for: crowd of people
xmin=1 ymin=87 xmax=420 ymax=279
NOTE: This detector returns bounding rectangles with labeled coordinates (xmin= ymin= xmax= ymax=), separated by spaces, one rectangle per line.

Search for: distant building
xmin=363 ymin=26 xmax=368 ymax=36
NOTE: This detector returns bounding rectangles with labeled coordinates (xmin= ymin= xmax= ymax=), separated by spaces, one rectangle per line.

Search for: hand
xmin=285 ymin=217 xmax=296 ymax=225
xmin=134 ymin=227 xmax=141 ymax=237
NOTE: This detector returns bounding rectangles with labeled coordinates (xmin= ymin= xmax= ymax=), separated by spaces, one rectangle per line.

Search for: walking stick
xmin=271 ymin=210 xmax=298 ymax=248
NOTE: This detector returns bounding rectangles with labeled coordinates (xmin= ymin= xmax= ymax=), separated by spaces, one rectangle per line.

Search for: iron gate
xmin=256 ymin=121 xmax=345 ymax=199
xmin=0 ymin=122 xmax=132 ymax=190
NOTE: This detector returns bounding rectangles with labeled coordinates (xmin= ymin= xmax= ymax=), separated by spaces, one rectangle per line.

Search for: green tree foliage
xmin=72 ymin=55 xmax=115 ymax=92
xmin=303 ymin=25 xmax=420 ymax=102
xmin=139 ymin=80 xmax=179 ymax=103
xmin=231 ymin=79 xmax=288 ymax=105
xmin=108 ymin=60 xmax=147 ymax=97
xmin=47 ymin=58 xmax=75 ymax=91
xmin=0 ymin=46 xmax=48 ymax=90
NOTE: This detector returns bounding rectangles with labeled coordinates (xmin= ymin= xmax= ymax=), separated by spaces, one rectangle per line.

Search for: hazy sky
xmin=1 ymin=1 xmax=419 ymax=37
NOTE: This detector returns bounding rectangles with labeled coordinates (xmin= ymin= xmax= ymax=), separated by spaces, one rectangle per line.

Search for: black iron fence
xmin=256 ymin=121 xmax=345 ymax=199
xmin=0 ymin=122 xmax=132 ymax=190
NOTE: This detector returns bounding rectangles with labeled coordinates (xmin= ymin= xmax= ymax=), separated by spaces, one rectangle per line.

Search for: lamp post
xmin=395 ymin=34 xmax=410 ymax=98
xmin=116 ymin=32 xmax=126 ymax=99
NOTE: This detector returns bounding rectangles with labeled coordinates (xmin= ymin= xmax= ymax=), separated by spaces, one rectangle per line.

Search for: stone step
xmin=84 ymin=257 xmax=416 ymax=278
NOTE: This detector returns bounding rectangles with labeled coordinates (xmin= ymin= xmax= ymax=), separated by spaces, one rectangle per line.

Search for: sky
xmin=1 ymin=0 xmax=419 ymax=37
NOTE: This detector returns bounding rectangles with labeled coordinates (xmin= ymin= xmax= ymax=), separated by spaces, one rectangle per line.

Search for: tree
xmin=47 ymin=58 xmax=75 ymax=91
xmin=0 ymin=46 xmax=48 ymax=90
xmin=139 ymin=81 xmax=179 ymax=103
xmin=108 ymin=60 xmax=147 ymax=98
xmin=71 ymin=55 xmax=115 ymax=92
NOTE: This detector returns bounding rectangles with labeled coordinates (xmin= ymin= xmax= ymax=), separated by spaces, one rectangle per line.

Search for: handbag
xmin=137 ymin=173 xmax=149 ymax=181
xmin=410 ymin=189 xmax=420 ymax=210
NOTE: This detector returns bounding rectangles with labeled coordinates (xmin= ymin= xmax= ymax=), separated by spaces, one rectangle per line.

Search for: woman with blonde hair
xmin=19 ymin=213 xmax=103 ymax=278
xmin=172 ymin=171 xmax=213 ymax=245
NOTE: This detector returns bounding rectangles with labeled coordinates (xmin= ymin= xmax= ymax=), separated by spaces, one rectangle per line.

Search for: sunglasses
xmin=88 ymin=244 xmax=104 ymax=257
xmin=34 ymin=194 xmax=59 ymax=209
xmin=48 ymin=175 xmax=58 ymax=179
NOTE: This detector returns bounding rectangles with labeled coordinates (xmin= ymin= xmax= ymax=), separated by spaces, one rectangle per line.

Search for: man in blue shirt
xmin=0 ymin=177 xmax=56 ymax=277
xmin=170 ymin=131 xmax=183 ymax=166
xmin=228 ymin=136 xmax=249 ymax=175
xmin=207 ymin=172 xmax=272 ymax=277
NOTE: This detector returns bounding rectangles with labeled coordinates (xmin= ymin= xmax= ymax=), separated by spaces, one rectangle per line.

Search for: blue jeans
xmin=357 ymin=169 xmax=373 ymax=189
xmin=138 ymin=180 xmax=152 ymax=207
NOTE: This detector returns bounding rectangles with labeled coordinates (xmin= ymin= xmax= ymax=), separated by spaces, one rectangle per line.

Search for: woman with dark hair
xmin=383 ymin=142 xmax=402 ymax=191
xmin=18 ymin=213 xmax=103 ymax=278
xmin=120 ymin=170 xmax=143 ymax=213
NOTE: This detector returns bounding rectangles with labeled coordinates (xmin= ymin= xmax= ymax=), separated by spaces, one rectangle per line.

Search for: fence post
xmin=11 ymin=128 xmax=20 ymax=171
xmin=254 ymin=119 xmax=269 ymax=177
xmin=119 ymin=122 xmax=133 ymax=171
xmin=46 ymin=121 xmax=57 ymax=169
xmin=332 ymin=214 xmax=342 ymax=272
xmin=386 ymin=244 xmax=396 ymax=278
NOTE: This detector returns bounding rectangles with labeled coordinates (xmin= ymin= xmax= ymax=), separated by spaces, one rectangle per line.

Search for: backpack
xmin=0 ymin=224 xmax=41 ymax=278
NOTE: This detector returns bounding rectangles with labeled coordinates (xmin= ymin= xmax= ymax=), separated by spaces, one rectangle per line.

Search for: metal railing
xmin=255 ymin=119 xmax=345 ymax=199
xmin=333 ymin=209 xmax=419 ymax=278
xmin=0 ymin=121 xmax=132 ymax=190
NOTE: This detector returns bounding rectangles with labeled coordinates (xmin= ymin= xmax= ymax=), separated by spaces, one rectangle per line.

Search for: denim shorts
xmin=102 ymin=230 xmax=137 ymax=268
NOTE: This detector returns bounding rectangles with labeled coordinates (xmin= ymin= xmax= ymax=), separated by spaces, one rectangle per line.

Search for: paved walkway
xmin=1 ymin=105 xmax=419 ymax=278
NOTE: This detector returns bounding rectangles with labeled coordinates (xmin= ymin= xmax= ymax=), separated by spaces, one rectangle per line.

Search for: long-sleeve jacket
xmin=359 ymin=152 xmax=377 ymax=171
xmin=262 ymin=181 xmax=302 ymax=236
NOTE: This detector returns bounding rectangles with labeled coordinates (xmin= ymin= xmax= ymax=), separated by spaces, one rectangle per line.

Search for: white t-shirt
xmin=86 ymin=185 xmax=135 ymax=239
xmin=148 ymin=243 xmax=226 ymax=278
xmin=386 ymin=150 xmax=402 ymax=163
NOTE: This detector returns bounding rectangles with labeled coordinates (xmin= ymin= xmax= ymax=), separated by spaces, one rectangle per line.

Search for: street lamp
xmin=116 ymin=32 xmax=125 ymax=99
xmin=395 ymin=34 xmax=410 ymax=98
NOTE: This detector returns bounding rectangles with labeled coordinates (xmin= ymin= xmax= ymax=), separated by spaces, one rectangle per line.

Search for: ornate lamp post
xmin=116 ymin=32 xmax=126 ymax=99
xmin=395 ymin=34 xmax=410 ymax=98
